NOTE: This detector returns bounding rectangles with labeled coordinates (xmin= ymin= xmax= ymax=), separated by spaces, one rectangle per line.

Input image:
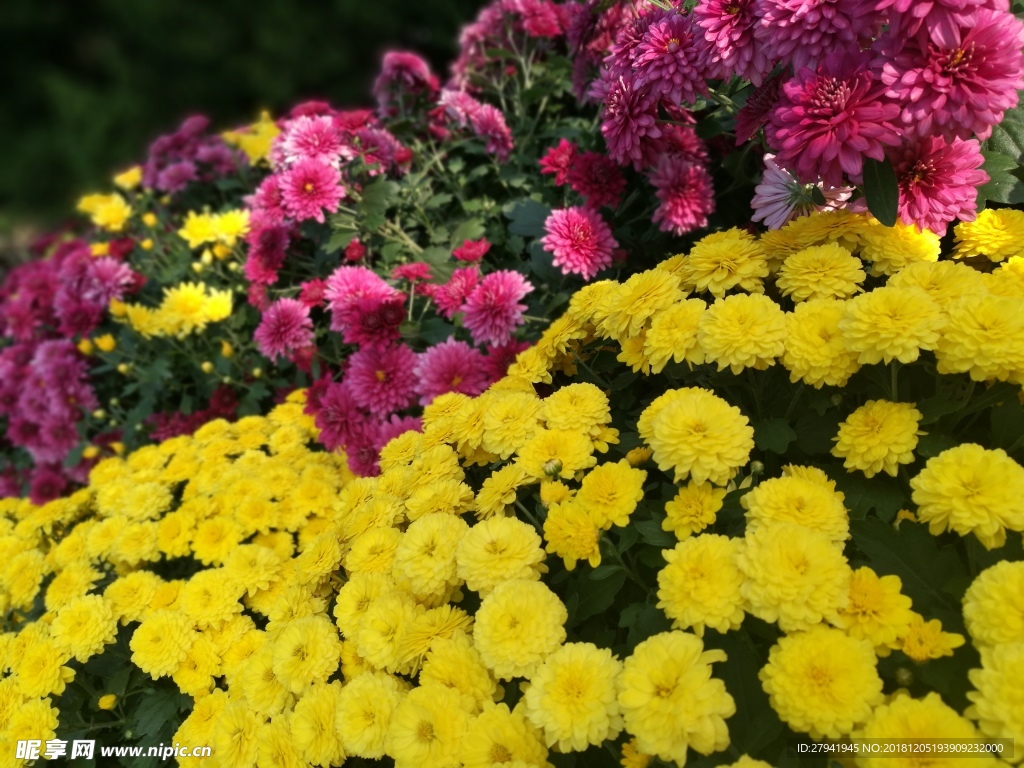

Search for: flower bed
xmin=4 ymin=0 xmax=1024 ymax=765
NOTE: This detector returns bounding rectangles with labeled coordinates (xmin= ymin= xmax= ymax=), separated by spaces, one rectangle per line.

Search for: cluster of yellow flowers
xmin=110 ymin=281 xmax=233 ymax=339
xmin=221 ymin=112 xmax=280 ymax=165
xmin=177 ymin=209 xmax=251 ymax=251
xmin=76 ymin=192 xmax=133 ymax=232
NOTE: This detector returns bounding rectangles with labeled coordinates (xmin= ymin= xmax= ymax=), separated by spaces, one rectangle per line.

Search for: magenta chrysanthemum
xmin=873 ymin=0 xmax=996 ymax=48
xmin=766 ymin=53 xmax=901 ymax=187
xmin=540 ymin=206 xmax=619 ymax=280
xmin=633 ymin=12 xmax=708 ymax=104
xmin=756 ymin=0 xmax=882 ymax=70
xmin=431 ymin=266 xmax=480 ymax=319
xmin=599 ymin=75 xmax=663 ymax=168
xmin=413 ymin=338 xmax=491 ymax=405
xmin=279 ymin=116 xmax=343 ymax=167
xmin=567 ymin=152 xmax=627 ymax=209
xmin=693 ymin=0 xmax=774 ymax=84
xmin=453 ymin=238 xmax=491 ymax=263
xmin=254 ymin=298 xmax=314 ymax=361
xmin=279 ymin=158 xmax=344 ymax=223
xmin=469 ymin=103 xmax=515 ymax=161
xmin=373 ymin=51 xmax=438 ymax=113
xmin=889 ymin=135 xmax=989 ymax=234
xmin=345 ymin=343 xmax=419 ymax=416
xmin=649 ymin=155 xmax=716 ymax=236
xmin=461 ymin=270 xmax=534 ymax=347
xmin=879 ymin=8 xmax=1024 ymax=143
xmin=323 ymin=265 xmax=403 ymax=340
xmin=314 ymin=381 xmax=362 ymax=452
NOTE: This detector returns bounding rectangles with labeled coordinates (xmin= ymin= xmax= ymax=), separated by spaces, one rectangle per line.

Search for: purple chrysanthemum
xmin=599 ymin=75 xmax=663 ymax=168
xmin=567 ymin=152 xmax=627 ymax=209
xmin=766 ymin=53 xmax=901 ymax=187
xmin=889 ymin=135 xmax=989 ymax=233
xmin=254 ymin=298 xmax=314 ymax=361
xmin=633 ymin=12 xmax=708 ymax=104
xmin=413 ymin=338 xmax=491 ymax=405
xmin=751 ymin=154 xmax=854 ymax=229
xmin=345 ymin=343 xmax=419 ymax=416
xmin=756 ymin=0 xmax=883 ymax=70
xmin=693 ymin=0 xmax=775 ymax=84
xmin=879 ymin=8 xmax=1024 ymax=143
xmin=540 ymin=207 xmax=619 ymax=280
xmin=461 ymin=270 xmax=534 ymax=347
xmin=648 ymin=155 xmax=716 ymax=236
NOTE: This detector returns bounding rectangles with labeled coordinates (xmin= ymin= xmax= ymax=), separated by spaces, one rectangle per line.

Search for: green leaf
xmin=916 ymin=432 xmax=957 ymax=459
xmin=978 ymin=150 xmax=1024 ymax=205
xmin=917 ymin=393 xmax=966 ymax=425
xmin=359 ymin=178 xmax=400 ymax=232
xmin=709 ymin=631 xmax=785 ymax=755
xmin=324 ymin=227 xmax=357 ymax=255
xmin=986 ymin=102 xmax=1024 ymax=162
xmin=990 ymin=400 xmax=1024 ymax=454
xmin=862 ymin=156 xmax=899 ymax=227
xmin=827 ymin=469 xmax=906 ymax=521
xmin=419 ymin=317 xmax=456 ymax=345
xmin=794 ymin=410 xmax=842 ymax=455
xmin=504 ymin=198 xmax=551 ymax=238
xmin=574 ymin=568 xmax=627 ymax=621
xmin=132 ymin=689 xmax=191 ymax=742
xmin=754 ymin=418 xmax=797 ymax=454
xmin=634 ymin=518 xmax=675 ymax=548
xmin=529 ymin=241 xmax=563 ymax=284
xmin=450 ymin=218 xmax=486 ymax=247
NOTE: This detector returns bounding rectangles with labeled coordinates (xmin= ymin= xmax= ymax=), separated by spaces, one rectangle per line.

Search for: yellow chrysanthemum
xmin=644 ymin=298 xmax=707 ymax=373
xmin=461 ymin=702 xmax=552 ymax=768
xmin=618 ymin=631 xmax=734 ymax=765
xmin=540 ymin=383 xmax=610 ymax=435
xmin=15 ymin=637 xmax=75 ymax=697
xmin=50 ymin=594 xmax=118 ymax=663
xmin=832 ymin=400 xmax=924 ymax=478
xmin=271 ymin=615 xmax=341 ymax=693
xmin=44 ymin=561 xmax=101 ymax=612
xmin=345 ymin=527 xmax=403 ymax=575
xmin=934 ymin=295 xmax=1024 ymax=384
xmin=900 ymin=614 xmax=965 ymax=661
xmin=839 ymin=285 xmax=945 ymax=365
xmin=473 ymin=579 xmax=567 ymax=680
xmin=599 ymin=268 xmax=684 ymax=340
xmin=385 ymin=683 xmax=470 ymax=768
xmin=256 ymin=718 xmax=303 ymax=768
xmin=963 ymin=561 xmax=1024 ymax=648
xmin=663 ymin=481 xmax=725 ymax=540
xmin=516 ymin=427 xmax=597 ymax=481
xmin=212 ymin=699 xmax=262 ymax=768
xmin=657 ymin=534 xmax=746 ymax=635
xmin=292 ymin=681 xmax=346 ymax=766
xmin=524 ymin=642 xmax=623 ymax=752
xmin=392 ymin=513 xmax=468 ymax=604
xmin=834 ymin=567 xmax=915 ymax=652
xmin=356 ymin=591 xmax=423 ymax=675
xmin=966 ymin=643 xmax=1024 ymax=756
xmin=855 ymin=692 xmax=994 ymax=768
xmin=105 ymin=570 xmax=164 ymax=624
xmin=858 ymin=221 xmax=941 ymax=276
xmin=620 ymin=738 xmax=653 ymax=768
xmin=420 ymin=633 xmax=500 ymax=713
xmin=179 ymin=568 xmax=244 ymax=628
xmin=543 ymin=500 xmax=602 ymax=571
xmin=336 ymin=671 xmax=406 ymax=759
xmin=910 ymin=443 xmax=1024 ymax=549
xmin=456 ymin=516 xmax=546 ymax=596
xmin=576 ymin=460 xmax=646 ymax=529
xmin=888 ymin=260 xmax=988 ymax=311
xmin=953 ymin=208 xmax=1024 ymax=262
xmin=741 ymin=473 xmax=849 ymax=543
xmin=676 ymin=229 xmax=770 ymax=298
xmin=785 ymin=304 xmax=864 ymax=387
xmin=760 ymin=625 xmax=883 ymax=739
xmin=698 ymin=293 xmax=787 ymax=374
xmin=130 ymin=610 xmax=196 ymax=678
xmin=481 ymin=392 xmax=544 ymax=459
xmin=474 ymin=463 xmax=531 ymax=519
xmin=77 ymin=192 xmax=132 ymax=231
xmin=777 ymin=243 xmax=866 ymax=301
xmin=222 ymin=110 xmax=280 ymax=164
xmin=641 ymin=387 xmax=755 ymax=486
xmin=738 ymin=522 xmax=851 ymax=631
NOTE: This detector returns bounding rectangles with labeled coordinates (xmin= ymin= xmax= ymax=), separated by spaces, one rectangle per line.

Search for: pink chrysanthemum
xmin=879 ymin=8 xmax=1024 ymax=143
xmin=83 ymin=257 xmax=137 ymax=305
xmin=505 ymin=0 xmax=565 ymax=38
xmin=568 ymin=152 xmax=627 ymax=209
xmin=344 ymin=238 xmax=366 ymax=262
xmin=539 ymin=139 xmax=578 ymax=186
xmin=453 ymin=238 xmax=492 ymax=262
xmin=648 ymin=155 xmax=716 ymax=236
xmin=873 ymin=0 xmax=997 ymax=48
xmin=391 ymin=262 xmax=433 ymax=282
xmin=439 ymin=89 xmax=483 ymax=127
xmin=323 ymin=265 xmax=403 ymax=338
xmin=540 ymin=206 xmax=619 ymax=280
xmin=279 ymin=116 xmax=343 ymax=167
xmin=751 ymin=154 xmax=854 ymax=229
xmin=279 ymin=158 xmax=344 ymax=223
xmin=254 ymin=298 xmax=314 ymax=362
xmin=889 ymin=135 xmax=989 ymax=234
xmin=599 ymin=75 xmax=664 ymax=168
xmin=756 ymin=0 xmax=882 ymax=70
xmin=766 ymin=53 xmax=901 ymax=187
xmin=299 ymin=278 xmax=327 ymax=308
xmin=432 ymin=267 xmax=480 ymax=319
xmin=413 ymin=338 xmax=491 ymax=404
xmin=633 ymin=12 xmax=708 ymax=104
xmin=373 ymin=51 xmax=438 ymax=113
xmin=345 ymin=343 xmax=419 ymax=416
xmin=469 ymin=104 xmax=515 ymax=161
xmin=735 ymin=74 xmax=783 ymax=144
xmin=461 ymin=270 xmax=534 ymax=347
xmin=693 ymin=0 xmax=775 ymax=84
xmin=314 ymin=381 xmax=362 ymax=452
xmin=346 ymin=421 xmax=385 ymax=477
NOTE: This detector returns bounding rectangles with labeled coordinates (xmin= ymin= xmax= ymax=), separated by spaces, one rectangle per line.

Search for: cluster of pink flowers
xmin=143 ymin=116 xmax=245 ymax=193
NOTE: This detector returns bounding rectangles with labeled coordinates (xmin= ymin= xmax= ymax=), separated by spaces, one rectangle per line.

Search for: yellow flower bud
xmin=212 ymin=243 xmax=232 ymax=260
xmin=92 ymin=409 xmax=106 ymax=420
xmin=252 ymin=367 xmax=263 ymax=379
xmin=112 ymin=166 xmax=142 ymax=190
xmin=94 ymin=334 xmax=116 ymax=353
xmin=111 ymin=442 xmax=125 ymax=455
xmin=109 ymin=299 xmax=128 ymax=318
xmin=201 ymin=250 xmax=214 ymax=265
xmin=77 ymin=339 xmax=95 ymax=355
xmin=141 ymin=238 xmax=154 ymax=251
xmin=90 ymin=243 xmax=110 ymax=257
xmin=625 ymin=447 xmax=653 ymax=467
xmin=220 ymin=341 xmax=234 ymax=358
xmin=191 ymin=262 xmax=204 ymax=273
xmin=116 ymin=363 xmax=131 ymax=375
xmin=228 ymin=262 xmax=240 ymax=272
xmin=142 ymin=212 xmax=158 ymax=228
xmin=201 ymin=361 xmax=214 ymax=374
xmin=82 ymin=446 xmax=100 ymax=460
xmin=109 ymin=398 xmax=120 ymax=407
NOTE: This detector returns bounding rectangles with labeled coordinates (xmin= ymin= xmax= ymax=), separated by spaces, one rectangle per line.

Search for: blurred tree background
xmin=0 ymin=0 xmax=487 ymax=235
